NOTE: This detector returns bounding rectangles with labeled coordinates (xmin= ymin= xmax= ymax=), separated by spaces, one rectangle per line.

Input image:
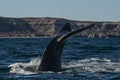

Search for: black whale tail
xmin=59 ymin=23 xmax=95 ymax=43
xmin=57 ymin=23 xmax=73 ymax=35
xmin=39 ymin=23 xmax=95 ymax=72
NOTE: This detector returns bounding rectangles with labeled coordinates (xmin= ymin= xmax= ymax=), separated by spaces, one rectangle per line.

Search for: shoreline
xmin=0 ymin=36 xmax=119 ymax=39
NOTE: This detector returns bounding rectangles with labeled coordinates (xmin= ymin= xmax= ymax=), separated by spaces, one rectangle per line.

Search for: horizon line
xmin=0 ymin=16 xmax=119 ymax=22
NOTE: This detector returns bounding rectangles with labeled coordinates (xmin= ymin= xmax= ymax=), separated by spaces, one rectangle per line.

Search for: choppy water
xmin=0 ymin=37 xmax=120 ymax=80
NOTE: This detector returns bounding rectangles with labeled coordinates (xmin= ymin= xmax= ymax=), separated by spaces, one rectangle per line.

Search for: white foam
xmin=63 ymin=58 xmax=120 ymax=73
xmin=8 ymin=58 xmax=41 ymax=75
xmin=8 ymin=58 xmax=120 ymax=75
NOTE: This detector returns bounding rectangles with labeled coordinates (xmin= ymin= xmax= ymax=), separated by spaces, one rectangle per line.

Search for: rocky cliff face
xmin=0 ymin=17 xmax=119 ymax=37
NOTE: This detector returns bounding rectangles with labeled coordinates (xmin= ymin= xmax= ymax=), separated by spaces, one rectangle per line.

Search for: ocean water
xmin=0 ymin=37 xmax=120 ymax=80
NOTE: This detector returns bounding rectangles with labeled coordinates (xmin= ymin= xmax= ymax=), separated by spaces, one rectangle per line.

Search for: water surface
xmin=0 ymin=37 xmax=120 ymax=80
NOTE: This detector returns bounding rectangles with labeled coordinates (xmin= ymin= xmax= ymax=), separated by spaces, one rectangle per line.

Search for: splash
xmin=8 ymin=58 xmax=120 ymax=75
xmin=63 ymin=58 xmax=120 ymax=73
xmin=8 ymin=58 xmax=41 ymax=75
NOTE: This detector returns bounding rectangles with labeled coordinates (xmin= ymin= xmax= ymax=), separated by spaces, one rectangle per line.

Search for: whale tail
xmin=58 ymin=23 xmax=95 ymax=42
xmin=57 ymin=23 xmax=73 ymax=35
xmin=39 ymin=23 xmax=95 ymax=72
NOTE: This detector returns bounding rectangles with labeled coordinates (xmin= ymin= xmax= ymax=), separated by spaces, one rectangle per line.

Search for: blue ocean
xmin=0 ymin=37 xmax=120 ymax=80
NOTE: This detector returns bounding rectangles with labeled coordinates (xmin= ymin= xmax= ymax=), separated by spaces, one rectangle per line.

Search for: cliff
xmin=0 ymin=17 xmax=120 ymax=38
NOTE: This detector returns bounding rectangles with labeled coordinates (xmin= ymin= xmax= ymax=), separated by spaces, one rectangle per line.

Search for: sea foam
xmin=8 ymin=58 xmax=120 ymax=75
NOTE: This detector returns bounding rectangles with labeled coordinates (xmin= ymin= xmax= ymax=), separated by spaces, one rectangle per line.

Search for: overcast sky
xmin=0 ymin=0 xmax=120 ymax=21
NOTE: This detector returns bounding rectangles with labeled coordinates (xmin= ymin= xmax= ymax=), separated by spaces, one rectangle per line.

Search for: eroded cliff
xmin=0 ymin=17 xmax=119 ymax=37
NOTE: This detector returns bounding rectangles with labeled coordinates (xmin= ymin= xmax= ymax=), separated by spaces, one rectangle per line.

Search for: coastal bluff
xmin=0 ymin=17 xmax=120 ymax=38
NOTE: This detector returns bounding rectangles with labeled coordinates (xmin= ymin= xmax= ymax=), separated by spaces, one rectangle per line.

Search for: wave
xmin=8 ymin=58 xmax=120 ymax=75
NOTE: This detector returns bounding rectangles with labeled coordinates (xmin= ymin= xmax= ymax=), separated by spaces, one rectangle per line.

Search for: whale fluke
xmin=58 ymin=23 xmax=95 ymax=43
xmin=57 ymin=23 xmax=73 ymax=35
xmin=38 ymin=23 xmax=95 ymax=72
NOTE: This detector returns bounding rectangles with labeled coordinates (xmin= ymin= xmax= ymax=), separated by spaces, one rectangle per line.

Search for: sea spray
xmin=8 ymin=57 xmax=120 ymax=75
xmin=8 ymin=58 xmax=41 ymax=75
xmin=63 ymin=58 xmax=120 ymax=73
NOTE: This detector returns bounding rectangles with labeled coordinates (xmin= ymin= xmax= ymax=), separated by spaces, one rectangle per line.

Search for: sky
xmin=0 ymin=0 xmax=120 ymax=21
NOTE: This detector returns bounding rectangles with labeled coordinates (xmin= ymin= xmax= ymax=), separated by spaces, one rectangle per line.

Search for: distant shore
xmin=0 ymin=17 xmax=120 ymax=38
